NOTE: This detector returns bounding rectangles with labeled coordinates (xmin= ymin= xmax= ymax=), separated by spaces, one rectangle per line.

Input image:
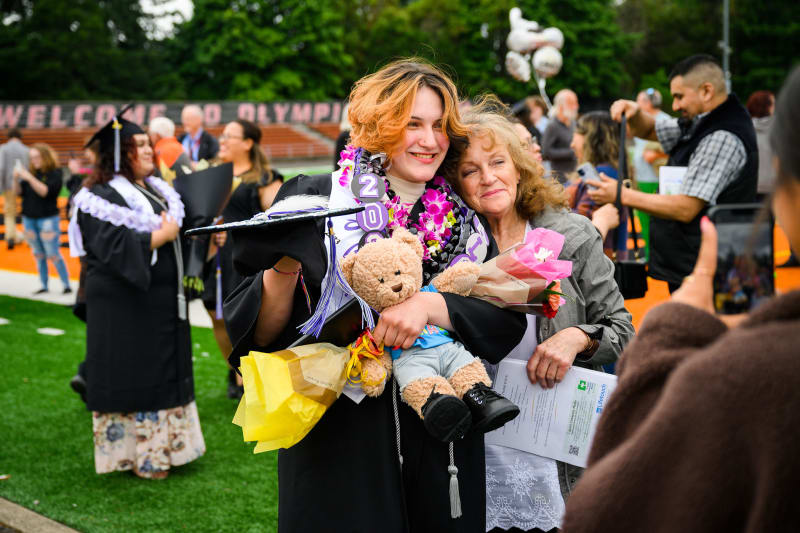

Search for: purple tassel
xmin=215 ymin=250 xmax=223 ymax=319
xmin=299 ymin=220 xmax=375 ymax=337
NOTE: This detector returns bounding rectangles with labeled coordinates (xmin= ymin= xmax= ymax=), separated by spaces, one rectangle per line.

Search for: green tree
xmin=341 ymin=0 xmax=635 ymax=106
xmin=0 ymin=0 xmax=179 ymax=99
xmin=617 ymin=0 xmax=800 ymax=105
xmin=170 ymin=0 xmax=355 ymax=100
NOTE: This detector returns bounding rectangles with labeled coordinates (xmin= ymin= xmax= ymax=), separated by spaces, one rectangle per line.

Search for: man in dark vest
xmin=588 ymin=54 xmax=758 ymax=292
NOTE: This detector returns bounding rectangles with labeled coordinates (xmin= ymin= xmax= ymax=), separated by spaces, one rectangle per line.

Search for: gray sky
xmin=140 ymin=0 xmax=194 ymax=39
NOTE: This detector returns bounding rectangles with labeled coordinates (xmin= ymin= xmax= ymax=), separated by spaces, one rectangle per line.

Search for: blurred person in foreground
xmin=179 ymin=104 xmax=219 ymax=164
xmin=562 ymin=65 xmax=800 ymax=533
xmin=590 ymin=54 xmax=758 ymax=292
xmin=68 ymin=112 xmax=205 ymax=479
xmin=568 ymin=111 xmax=628 ymax=251
xmin=148 ymin=116 xmax=192 ymax=175
xmin=0 ymin=128 xmax=28 ymax=249
xmin=450 ymin=100 xmax=633 ymax=532
xmin=14 ymin=143 xmax=71 ymax=294
xmin=205 ymin=118 xmax=283 ymax=398
xmin=541 ymin=89 xmax=579 ymax=184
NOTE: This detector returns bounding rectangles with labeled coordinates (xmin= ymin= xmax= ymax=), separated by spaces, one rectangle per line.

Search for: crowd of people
xmin=0 ymin=52 xmax=798 ymax=531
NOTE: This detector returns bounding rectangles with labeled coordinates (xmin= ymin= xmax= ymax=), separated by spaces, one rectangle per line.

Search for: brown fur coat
xmin=562 ymin=290 xmax=800 ymax=533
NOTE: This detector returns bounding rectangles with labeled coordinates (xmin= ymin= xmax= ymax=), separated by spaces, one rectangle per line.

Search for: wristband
xmin=272 ymin=265 xmax=301 ymax=275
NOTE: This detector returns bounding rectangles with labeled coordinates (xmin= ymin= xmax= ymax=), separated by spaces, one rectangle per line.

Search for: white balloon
xmin=533 ymin=46 xmax=562 ymax=78
xmin=542 ymin=27 xmax=564 ymax=50
xmin=505 ymin=51 xmax=531 ymax=83
xmin=509 ymin=7 xmax=540 ymax=33
xmin=506 ymin=6 xmax=546 ymax=53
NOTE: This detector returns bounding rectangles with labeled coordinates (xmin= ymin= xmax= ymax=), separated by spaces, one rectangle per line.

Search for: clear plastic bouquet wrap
xmin=469 ymin=227 xmax=572 ymax=317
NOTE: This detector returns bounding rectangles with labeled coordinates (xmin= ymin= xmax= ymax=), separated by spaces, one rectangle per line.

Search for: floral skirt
xmin=92 ymin=401 xmax=206 ymax=478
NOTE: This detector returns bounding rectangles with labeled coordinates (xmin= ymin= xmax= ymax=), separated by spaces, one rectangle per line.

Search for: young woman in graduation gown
xmin=224 ymin=59 xmax=527 ymax=532
xmin=70 ymin=120 xmax=205 ymax=479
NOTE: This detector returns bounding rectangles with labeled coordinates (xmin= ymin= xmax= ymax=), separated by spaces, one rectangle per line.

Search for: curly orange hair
xmin=347 ymin=58 xmax=467 ymax=164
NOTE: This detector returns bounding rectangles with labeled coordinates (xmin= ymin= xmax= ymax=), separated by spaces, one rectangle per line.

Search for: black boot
xmin=69 ymin=373 xmax=87 ymax=403
xmin=421 ymin=391 xmax=472 ymax=443
xmin=462 ymin=383 xmax=520 ymax=434
xmin=227 ymin=369 xmax=243 ymax=399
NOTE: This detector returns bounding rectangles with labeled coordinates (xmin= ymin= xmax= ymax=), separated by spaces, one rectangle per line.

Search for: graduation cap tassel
xmin=299 ymin=220 xmax=375 ymax=337
xmin=215 ymin=251 xmax=223 ymax=320
xmin=113 ymin=117 xmax=122 ymax=172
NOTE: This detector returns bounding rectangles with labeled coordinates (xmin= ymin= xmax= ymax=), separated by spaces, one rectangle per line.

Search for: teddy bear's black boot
xmin=463 ymin=383 xmax=520 ymax=434
xmin=421 ymin=392 xmax=472 ymax=442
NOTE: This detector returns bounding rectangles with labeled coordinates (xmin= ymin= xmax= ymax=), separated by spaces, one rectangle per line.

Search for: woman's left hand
xmin=527 ymin=327 xmax=588 ymax=388
xmin=372 ymin=292 xmax=431 ymax=350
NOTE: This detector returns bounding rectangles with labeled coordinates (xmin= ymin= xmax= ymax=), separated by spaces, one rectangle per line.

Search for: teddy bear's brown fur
xmin=341 ymin=228 xmax=491 ymax=419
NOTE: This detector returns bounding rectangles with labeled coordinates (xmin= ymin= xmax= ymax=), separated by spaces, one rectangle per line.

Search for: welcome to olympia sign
xmin=0 ymin=101 xmax=346 ymax=129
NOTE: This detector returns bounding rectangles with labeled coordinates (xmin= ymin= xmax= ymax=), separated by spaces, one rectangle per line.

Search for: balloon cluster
xmin=505 ymin=7 xmax=564 ymax=84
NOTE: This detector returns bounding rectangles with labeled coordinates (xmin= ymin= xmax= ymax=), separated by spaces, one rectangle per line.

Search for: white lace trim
xmin=485 ymin=445 xmax=565 ymax=531
xmin=69 ymin=176 xmax=184 ymax=257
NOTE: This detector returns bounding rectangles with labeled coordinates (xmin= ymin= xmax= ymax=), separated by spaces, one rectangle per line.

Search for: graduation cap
xmin=174 ymin=162 xmax=235 ymax=230
xmin=173 ymin=162 xmax=235 ymax=293
xmin=186 ymin=204 xmax=364 ymax=288
xmin=84 ymin=103 xmax=144 ymax=172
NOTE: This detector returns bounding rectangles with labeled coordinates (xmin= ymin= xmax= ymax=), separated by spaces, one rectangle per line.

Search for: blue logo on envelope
xmin=596 ymin=384 xmax=608 ymax=414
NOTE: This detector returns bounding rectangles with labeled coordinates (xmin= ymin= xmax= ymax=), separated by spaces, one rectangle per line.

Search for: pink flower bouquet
xmin=468 ymin=228 xmax=572 ymax=317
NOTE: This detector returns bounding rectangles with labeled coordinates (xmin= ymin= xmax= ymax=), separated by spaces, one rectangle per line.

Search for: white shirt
xmin=485 ymin=223 xmax=565 ymax=531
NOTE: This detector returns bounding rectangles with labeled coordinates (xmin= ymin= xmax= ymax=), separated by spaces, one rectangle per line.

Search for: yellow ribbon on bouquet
xmin=345 ymin=329 xmax=387 ymax=387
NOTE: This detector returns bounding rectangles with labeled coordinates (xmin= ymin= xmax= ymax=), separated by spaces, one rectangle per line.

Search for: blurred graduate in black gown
xmin=68 ymin=110 xmax=205 ymax=479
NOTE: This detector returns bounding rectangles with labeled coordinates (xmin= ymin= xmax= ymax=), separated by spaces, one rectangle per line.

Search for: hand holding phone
xmin=671 ymin=216 xmax=717 ymax=314
xmin=576 ymin=163 xmax=600 ymax=190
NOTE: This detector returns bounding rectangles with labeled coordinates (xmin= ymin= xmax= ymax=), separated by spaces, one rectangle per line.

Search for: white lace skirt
xmin=485 ymin=444 xmax=565 ymax=531
xmin=92 ymin=401 xmax=206 ymax=478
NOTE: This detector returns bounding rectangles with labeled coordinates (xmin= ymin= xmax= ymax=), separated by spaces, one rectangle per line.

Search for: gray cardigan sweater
xmin=532 ymin=207 xmax=634 ymax=369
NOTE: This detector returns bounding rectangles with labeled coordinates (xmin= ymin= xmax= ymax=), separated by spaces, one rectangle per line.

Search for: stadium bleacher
xmin=0 ymin=123 xmax=339 ymax=164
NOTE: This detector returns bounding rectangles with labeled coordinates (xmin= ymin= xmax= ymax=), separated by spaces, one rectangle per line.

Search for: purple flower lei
xmin=336 ymin=145 xmax=459 ymax=261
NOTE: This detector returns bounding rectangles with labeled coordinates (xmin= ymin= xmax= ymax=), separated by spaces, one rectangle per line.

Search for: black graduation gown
xmin=201 ymin=170 xmax=285 ymax=310
xmin=79 ymin=183 xmax=194 ymax=413
xmin=224 ymin=174 xmax=526 ymax=533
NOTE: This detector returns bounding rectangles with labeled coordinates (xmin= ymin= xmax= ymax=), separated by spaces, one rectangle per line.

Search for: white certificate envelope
xmin=659 ymin=165 xmax=687 ymax=195
xmin=485 ymin=359 xmax=617 ymax=468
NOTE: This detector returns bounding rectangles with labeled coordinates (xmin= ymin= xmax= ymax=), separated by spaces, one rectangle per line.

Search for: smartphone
xmin=708 ymin=203 xmax=774 ymax=314
xmin=575 ymin=162 xmax=599 ymax=189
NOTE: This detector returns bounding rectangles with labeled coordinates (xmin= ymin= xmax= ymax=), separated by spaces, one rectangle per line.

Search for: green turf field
xmin=0 ymin=295 xmax=278 ymax=532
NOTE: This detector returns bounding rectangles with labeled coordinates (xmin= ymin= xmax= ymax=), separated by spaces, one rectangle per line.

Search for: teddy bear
xmin=341 ymin=227 xmax=520 ymax=443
